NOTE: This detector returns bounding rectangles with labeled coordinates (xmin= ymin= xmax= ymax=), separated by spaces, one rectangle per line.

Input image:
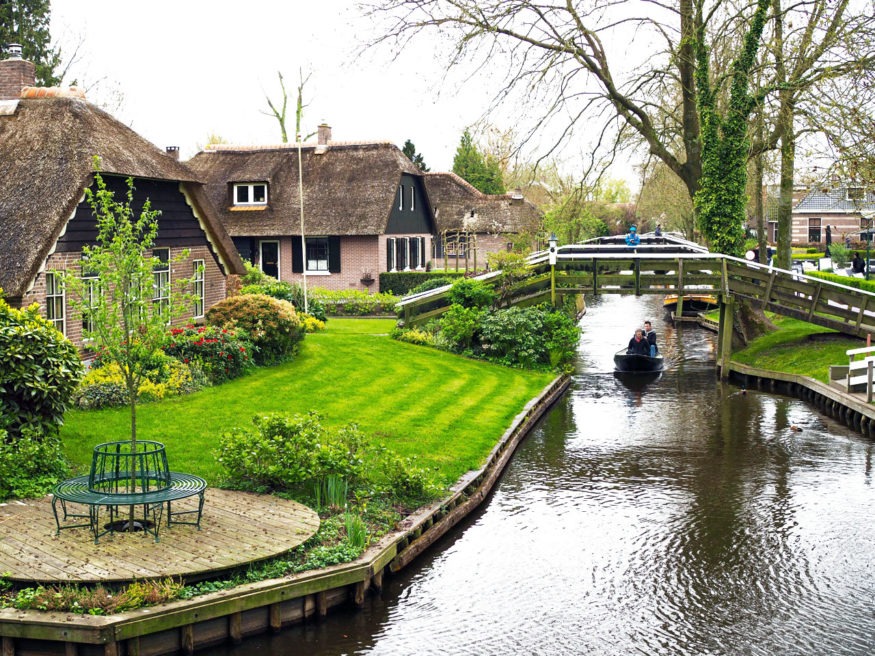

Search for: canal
xmin=220 ymin=294 xmax=875 ymax=655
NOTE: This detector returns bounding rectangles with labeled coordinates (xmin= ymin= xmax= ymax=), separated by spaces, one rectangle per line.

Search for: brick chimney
xmin=165 ymin=146 xmax=180 ymax=161
xmin=0 ymin=44 xmax=36 ymax=100
xmin=317 ymin=122 xmax=332 ymax=146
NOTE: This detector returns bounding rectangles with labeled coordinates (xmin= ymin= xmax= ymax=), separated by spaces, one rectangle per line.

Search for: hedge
xmin=380 ymin=271 xmax=466 ymax=295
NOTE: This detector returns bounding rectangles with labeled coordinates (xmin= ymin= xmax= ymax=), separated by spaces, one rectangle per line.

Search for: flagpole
xmin=297 ymin=132 xmax=308 ymax=314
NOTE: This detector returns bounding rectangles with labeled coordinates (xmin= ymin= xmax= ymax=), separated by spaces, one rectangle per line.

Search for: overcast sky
xmin=49 ymin=0 xmax=531 ymax=174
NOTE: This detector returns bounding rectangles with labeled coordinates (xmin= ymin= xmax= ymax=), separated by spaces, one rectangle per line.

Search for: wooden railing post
xmin=719 ymin=295 xmax=735 ymax=379
xmin=868 ymin=360 xmax=873 ymax=404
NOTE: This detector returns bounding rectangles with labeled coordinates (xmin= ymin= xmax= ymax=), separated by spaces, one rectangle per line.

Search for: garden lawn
xmin=731 ymin=314 xmax=864 ymax=382
xmin=61 ymin=319 xmax=555 ymax=485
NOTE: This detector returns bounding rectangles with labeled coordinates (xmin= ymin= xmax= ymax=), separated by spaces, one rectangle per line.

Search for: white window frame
xmin=410 ymin=185 xmax=415 ymax=211
xmin=398 ymin=186 xmax=403 ymax=211
xmin=81 ymin=274 xmax=98 ymax=336
xmin=153 ymin=248 xmax=171 ymax=322
xmin=306 ymin=237 xmax=330 ymax=273
xmin=387 ymin=237 xmax=397 ymax=272
xmin=192 ymin=259 xmax=205 ymax=319
xmin=233 ymin=182 xmax=268 ymax=206
xmin=45 ymin=272 xmax=66 ymax=335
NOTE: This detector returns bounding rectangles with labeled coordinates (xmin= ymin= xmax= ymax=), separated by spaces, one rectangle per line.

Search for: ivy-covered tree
xmin=693 ymin=0 xmax=771 ymax=256
xmin=0 ymin=0 xmax=60 ymax=86
xmin=452 ymin=130 xmax=506 ymax=195
xmin=402 ymin=139 xmax=430 ymax=171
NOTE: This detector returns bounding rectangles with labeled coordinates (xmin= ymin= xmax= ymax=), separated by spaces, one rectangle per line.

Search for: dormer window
xmin=234 ymin=183 xmax=268 ymax=206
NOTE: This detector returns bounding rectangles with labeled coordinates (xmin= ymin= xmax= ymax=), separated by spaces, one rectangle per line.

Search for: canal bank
xmin=0 ymin=375 xmax=570 ymax=656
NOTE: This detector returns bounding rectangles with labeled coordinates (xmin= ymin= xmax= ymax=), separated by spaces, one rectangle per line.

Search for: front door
xmin=260 ymin=241 xmax=280 ymax=279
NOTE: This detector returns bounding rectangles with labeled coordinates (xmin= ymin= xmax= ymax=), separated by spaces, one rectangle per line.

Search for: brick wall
xmin=23 ymin=245 xmax=227 ymax=351
xmin=0 ymin=58 xmax=35 ymax=100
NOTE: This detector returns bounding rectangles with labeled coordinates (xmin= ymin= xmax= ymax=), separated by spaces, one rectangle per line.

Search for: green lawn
xmin=731 ymin=314 xmax=864 ymax=382
xmin=60 ymin=319 xmax=554 ymax=484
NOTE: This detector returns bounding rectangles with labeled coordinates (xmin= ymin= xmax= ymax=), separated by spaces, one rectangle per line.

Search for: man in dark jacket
xmin=643 ymin=320 xmax=658 ymax=356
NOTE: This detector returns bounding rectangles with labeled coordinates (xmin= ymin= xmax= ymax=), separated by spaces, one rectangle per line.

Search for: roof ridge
xmin=204 ymin=140 xmax=396 ymax=153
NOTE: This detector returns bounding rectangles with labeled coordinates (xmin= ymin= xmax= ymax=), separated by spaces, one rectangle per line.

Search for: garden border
xmin=0 ymin=375 xmax=571 ymax=656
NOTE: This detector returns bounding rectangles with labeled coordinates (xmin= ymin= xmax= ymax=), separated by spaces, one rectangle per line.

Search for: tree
xmin=263 ymin=71 xmax=291 ymax=143
xmin=637 ymin=162 xmax=696 ymax=239
xmin=452 ymin=129 xmax=506 ymax=194
xmin=61 ymin=168 xmax=196 ymax=458
xmin=0 ymin=0 xmax=60 ymax=86
xmin=402 ymin=139 xmax=430 ymax=171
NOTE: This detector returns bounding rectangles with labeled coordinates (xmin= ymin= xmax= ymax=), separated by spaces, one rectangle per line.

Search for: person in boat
xmin=625 ymin=225 xmax=640 ymax=247
xmin=852 ymin=252 xmax=866 ymax=274
xmin=643 ymin=320 xmax=658 ymax=357
xmin=627 ymin=329 xmax=650 ymax=356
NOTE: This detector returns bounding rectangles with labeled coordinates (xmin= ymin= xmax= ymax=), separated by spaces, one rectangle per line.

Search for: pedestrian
xmin=625 ymin=225 xmax=640 ymax=247
xmin=825 ymin=225 xmax=832 ymax=257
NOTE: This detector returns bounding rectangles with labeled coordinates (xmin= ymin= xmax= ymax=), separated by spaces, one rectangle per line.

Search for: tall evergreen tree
xmin=452 ymin=130 xmax=505 ymax=195
xmin=402 ymin=139 xmax=430 ymax=171
xmin=0 ymin=0 xmax=60 ymax=86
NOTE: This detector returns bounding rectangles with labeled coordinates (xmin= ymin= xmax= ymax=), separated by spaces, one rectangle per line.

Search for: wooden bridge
xmin=399 ymin=234 xmax=875 ymax=375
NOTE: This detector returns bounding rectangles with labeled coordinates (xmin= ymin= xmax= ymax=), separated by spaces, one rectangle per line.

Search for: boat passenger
xmin=627 ymin=329 xmax=650 ymax=356
xmin=643 ymin=320 xmax=658 ymax=357
xmin=625 ymin=225 xmax=640 ymax=247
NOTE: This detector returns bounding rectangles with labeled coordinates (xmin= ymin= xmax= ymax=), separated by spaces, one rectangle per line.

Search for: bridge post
xmin=718 ymin=295 xmax=735 ymax=379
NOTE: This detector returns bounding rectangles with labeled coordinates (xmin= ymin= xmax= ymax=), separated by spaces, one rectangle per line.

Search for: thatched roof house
xmin=0 ymin=53 xmax=244 ymax=346
xmin=188 ymin=128 xmax=436 ymax=289
xmin=423 ymin=172 xmax=542 ymax=235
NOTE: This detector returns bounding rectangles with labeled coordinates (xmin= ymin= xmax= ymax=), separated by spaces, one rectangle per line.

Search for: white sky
xmin=49 ymin=0 xmax=526 ymax=173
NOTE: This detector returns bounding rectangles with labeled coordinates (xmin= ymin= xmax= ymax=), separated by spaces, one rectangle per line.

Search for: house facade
xmin=792 ymin=183 xmax=875 ymax=247
xmin=188 ymin=127 xmax=435 ymax=291
xmin=0 ymin=51 xmax=244 ymax=350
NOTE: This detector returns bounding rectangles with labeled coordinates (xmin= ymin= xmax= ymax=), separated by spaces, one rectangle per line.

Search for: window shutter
xmin=292 ymin=238 xmax=304 ymax=273
xmin=328 ymin=237 xmax=341 ymax=273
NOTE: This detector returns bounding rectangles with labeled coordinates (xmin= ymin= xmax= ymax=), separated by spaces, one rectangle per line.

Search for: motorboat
xmin=613 ymin=349 xmax=664 ymax=373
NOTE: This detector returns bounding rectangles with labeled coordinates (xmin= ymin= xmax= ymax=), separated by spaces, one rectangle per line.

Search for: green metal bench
xmin=52 ymin=472 xmax=207 ymax=543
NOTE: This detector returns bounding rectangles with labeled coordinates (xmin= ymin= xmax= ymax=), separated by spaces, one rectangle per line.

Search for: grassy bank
xmin=731 ymin=314 xmax=864 ymax=382
xmin=60 ymin=319 xmax=554 ymax=485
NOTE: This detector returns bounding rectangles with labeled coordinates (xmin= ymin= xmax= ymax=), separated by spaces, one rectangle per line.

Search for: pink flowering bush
xmin=163 ymin=325 xmax=253 ymax=384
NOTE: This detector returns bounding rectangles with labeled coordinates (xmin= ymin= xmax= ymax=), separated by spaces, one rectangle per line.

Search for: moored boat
xmin=663 ymin=293 xmax=718 ymax=313
xmin=613 ymin=349 xmax=664 ymax=373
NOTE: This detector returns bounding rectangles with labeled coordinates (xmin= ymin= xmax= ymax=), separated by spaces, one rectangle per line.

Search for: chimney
xmin=317 ymin=122 xmax=331 ymax=146
xmin=0 ymin=44 xmax=36 ymax=100
xmin=165 ymin=146 xmax=180 ymax=161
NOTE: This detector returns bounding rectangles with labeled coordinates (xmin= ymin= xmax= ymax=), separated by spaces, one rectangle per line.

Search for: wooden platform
xmin=0 ymin=489 xmax=320 ymax=584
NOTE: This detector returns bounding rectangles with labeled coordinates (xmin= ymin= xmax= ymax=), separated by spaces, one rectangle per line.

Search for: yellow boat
xmin=663 ymin=293 xmax=719 ymax=313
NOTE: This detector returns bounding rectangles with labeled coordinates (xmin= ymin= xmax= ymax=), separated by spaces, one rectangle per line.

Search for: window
xmin=808 ymin=218 xmax=821 ymax=243
xmin=410 ymin=186 xmax=415 ymax=211
xmin=396 ymin=237 xmax=409 ymax=271
xmin=153 ymin=248 xmax=170 ymax=321
xmin=45 ymin=272 xmax=65 ymax=335
xmin=82 ymin=275 xmax=98 ymax=335
xmin=387 ymin=237 xmax=396 ymax=272
xmin=306 ymin=237 xmax=329 ymax=272
xmin=233 ymin=183 xmax=268 ymax=206
xmin=192 ymin=260 xmax=205 ymax=318
xmin=848 ymin=187 xmax=865 ymax=202
xmin=398 ymin=186 xmax=403 ymax=211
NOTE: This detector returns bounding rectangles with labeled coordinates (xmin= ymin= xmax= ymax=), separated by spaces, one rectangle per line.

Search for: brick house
xmin=792 ymin=183 xmax=875 ymax=247
xmin=423 ymin=172 xmax=542 ymax=268
xmin=188 ymin=126 xmax=436 ymax=291
xmin=0 ymin=49 xmax=244 ymax=350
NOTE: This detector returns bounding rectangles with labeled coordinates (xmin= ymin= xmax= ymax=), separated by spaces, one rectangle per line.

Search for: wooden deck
xmin=0 ymin=489 xmax=320 ymax=584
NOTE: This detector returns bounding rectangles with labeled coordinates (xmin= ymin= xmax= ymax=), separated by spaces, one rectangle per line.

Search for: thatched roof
xmin=187 ymin=142 xmax=421 ymax=237
xmin=0 ymin=96 xmax=243 ymax=299
xmin=423 ymin=172 xmax=542 ymax=235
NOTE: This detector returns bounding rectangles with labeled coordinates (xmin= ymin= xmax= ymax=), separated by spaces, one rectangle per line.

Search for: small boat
xmin=613 ymin=348 xmax=664 ymax=373
xmin=663 ymin=293 xmax=719 ymax=314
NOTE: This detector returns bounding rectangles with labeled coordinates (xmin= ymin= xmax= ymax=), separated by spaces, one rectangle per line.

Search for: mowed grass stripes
xmin=60 ymin=319 xmax=555 ymax=484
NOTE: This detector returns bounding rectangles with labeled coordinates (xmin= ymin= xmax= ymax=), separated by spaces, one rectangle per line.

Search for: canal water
xmin=220 ymin=294 xmax=875 ymax=655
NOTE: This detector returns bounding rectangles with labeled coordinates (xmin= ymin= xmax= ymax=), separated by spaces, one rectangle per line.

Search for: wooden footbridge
xmin=399 ymin=234 xmax=875 ymax=375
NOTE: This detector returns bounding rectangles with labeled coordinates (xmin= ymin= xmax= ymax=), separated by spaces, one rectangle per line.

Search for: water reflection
xmin=217 ymin=295 xmax=875 ymax=656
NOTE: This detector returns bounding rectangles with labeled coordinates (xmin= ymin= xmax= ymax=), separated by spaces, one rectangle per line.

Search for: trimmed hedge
xmin=310 ymin=289 xmax=399 ymax=316
xmin=808 ymin=270 xmax=875 ymax=293
xmin=380 ymin=271 xmax=466 ymax=295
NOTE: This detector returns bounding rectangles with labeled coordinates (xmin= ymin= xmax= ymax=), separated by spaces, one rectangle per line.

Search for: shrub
xmin=479 ymin=305 xmax=580 ymax=370
xmin=299 ymin=314 xmax=326 ymax=333
xmin=408 ymin=277 xmax=454 ymax=295
xmin=164 ymin=325 xmax=253 ymax=384
xmin=0 ymin=296 xmax=83 ymax=438
xmin=447 ymin=278 xmax=496 ymax=309
xmin=0 ymin=426 xmax=68 ymax=500
xmin=380 ymin=271 xmax=465 ymax=295
xmin=207 ymin=294 xmax=305 ymax=366
xmin=310 ymin=289 xmax=399 ymax=316
xmin=216 ymin=412 xmax=366 ymax=493
xmin=240 ymin=280 xmax=327 ymax=322
xmin=438 ymin=304 xmax=485 ymax=350
xmin=391 ymin=326 xmax=436 ymax=347
xmin=74 ymin=356 xmax=200 ymax=409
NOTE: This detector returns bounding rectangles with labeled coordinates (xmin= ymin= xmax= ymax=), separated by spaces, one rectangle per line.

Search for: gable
xmin=386 ymin=174 xmax=434 ymax=235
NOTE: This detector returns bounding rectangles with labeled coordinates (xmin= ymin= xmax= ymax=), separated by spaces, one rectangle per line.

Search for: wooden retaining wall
xmin=726 ymin=362 xmax=875 ymax=438
xmin=0 ymin=376 xmax=571 ymax=656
